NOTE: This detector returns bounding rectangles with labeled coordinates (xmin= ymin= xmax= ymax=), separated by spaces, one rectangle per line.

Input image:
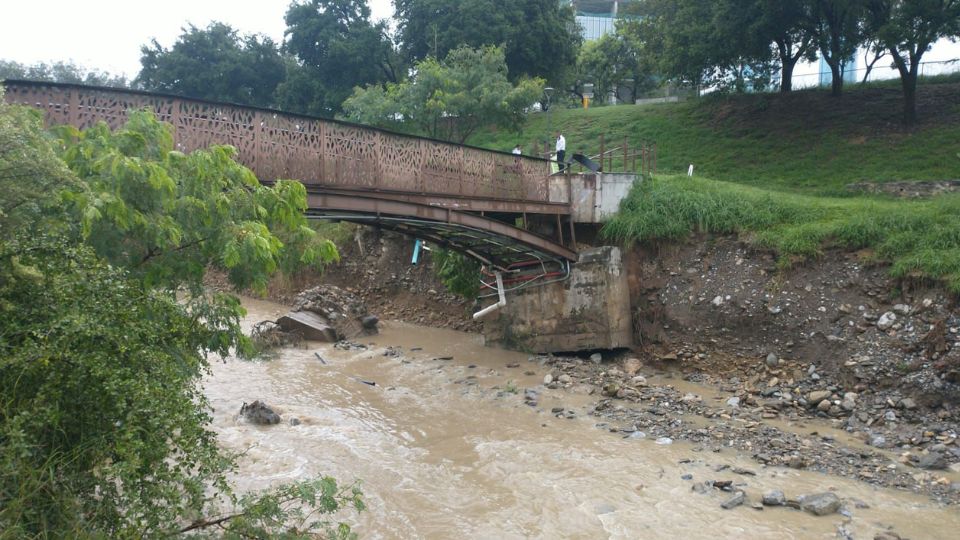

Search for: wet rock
xmin=543 ymin=374 xmax=554 ymax=385
xmin=558 ymin=374 xmax=573 ymax=384
xmin=240 ymin=400 xmax=281 ymax=425
xmin=762 ymin=490 xmax=786 ymax=506
xmin=874 ymin=533 xmax=904 ymax=540
xmin=289 ymin=417 xmax=301 ymax=426
xmin=623 ymin=357 xmax=642 ymax=376
xmin=361 ymin=315 xmax=379 ymax=329
xmin=765 ymin=353 xmax=779 ymax=368
xmin=916 ymin=452 xmax=948 ymax=470
xmin=590 ymin=353 xmax=603 ymax=364
xmin=692 ymin=482 xmax=711 ymax=494
xmin=807 ymin=390 xmax=832 ymax=405
xmin=877 ymin=312 xmax=897 ymax=330
xmin=655 ymin=437 xmax=673 ymax=445
xmin=602 ymin=383 xmax=620 ymax=397
xmin=721 ymin=491 xmax=746 ymax=509
xmin=799 ymin=492 xmax=841 ymax=516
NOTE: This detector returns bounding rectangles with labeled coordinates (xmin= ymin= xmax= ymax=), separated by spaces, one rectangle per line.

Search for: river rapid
xmin=203 ymin=298 xmax=960 ymax=539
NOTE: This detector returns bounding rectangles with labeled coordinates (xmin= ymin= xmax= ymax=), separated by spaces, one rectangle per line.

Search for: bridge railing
xmin=2 ymin=81 xmax=562 ymax=205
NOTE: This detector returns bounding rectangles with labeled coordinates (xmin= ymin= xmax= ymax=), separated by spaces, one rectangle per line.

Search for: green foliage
xmin=279 ymin=0 xmax=399 ymax=116
xmin=186 ymin=477 xmax=365 ymax=539
xmin=602 ymin=175 xmax=960 ymax=292
xmin=433 ymin=248 xmax=481 ymax=299
xmin=0 ymin=99 xmax=357 ymax=536
xmin=136 ymin=22 xmax=285 ymax=108
xmin=575 ymin=32 xmax=657 ymax=104
xmin=344 ymin=45 xmax=544 ymax=143
xmin=0 ymin=59 xmax=128 ymax=87
xmin=467 ymin=83 xmax=960 ymax=192
xmin=0 ymin=237 xmax=234 ymax=537
xmin=0 ymin=89 xmax=79 ymax=231
xmin=623 ymin=0 xmax=777 ymax=92
xmin=53 ymin=110 xmax=338 ymax=296
xmin=394 ymin=0 xmax=581 ymax=87
xmin=867 ymin=0 xmax=960 ymax=123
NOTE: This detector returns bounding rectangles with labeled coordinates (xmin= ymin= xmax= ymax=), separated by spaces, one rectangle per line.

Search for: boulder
xmin=762 ymin=490 xmax=786 ymax=506
xmin=240 ymin=400 xmax=281 ymax=425
xmin=799 ymin=492 xmax=841 ymax=516
xmin=877 ymin=312 xmax=897 ymax=330
xmin=623 ymin=357 xmax=642 ymax=376
xmin=721 ymin=491 xmax=746 ymax=509
xmin=807 ymin=390 xmax=832 ymax=405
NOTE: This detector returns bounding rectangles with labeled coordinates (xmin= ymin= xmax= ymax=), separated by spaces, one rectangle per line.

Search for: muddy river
xmin=203 ymin=298 xmax=959 ymax=539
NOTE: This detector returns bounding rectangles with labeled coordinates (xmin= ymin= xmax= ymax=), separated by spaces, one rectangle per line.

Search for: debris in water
xmin=350 ymin=376 xmax=377 ymax=387
xmin=314 ymin=352 xmax=327 ymax=364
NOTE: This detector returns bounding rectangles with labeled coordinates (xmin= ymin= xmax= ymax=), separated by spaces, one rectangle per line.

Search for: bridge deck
xmin=2 ymin=80 xmax=578 ymax=268
xmin=2 ymin=81 xmax=569 ymax=215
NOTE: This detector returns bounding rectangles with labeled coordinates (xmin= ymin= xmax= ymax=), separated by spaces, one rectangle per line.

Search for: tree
xmin=575 ymin=32 xmax=656 ymax=104
xmin=394 ymin=0 xmax=581 ymax=87
xmin=623 ymin=0 xmax=774 ymax=93
xmin=868 ymin=0 xmax=960 ymax=124
xmin=0 ymin=97 xmax=356 ymax=536
xmin=735 ymin=0 xmax=819 ymax=93
xmin=343 ymin=45 xmax=544 ymax=144
xmin=0 ymin=59 xmax=128 ymax=87
xmin=279 ymin=0 xmax=399 ymax=116
xmin=54 ymin=111 xmax=338 ymax=295
xmin=136 ymin=22 xmax=285 ymax=108
xmin=812 ymin=0 xmax=869 ymax=96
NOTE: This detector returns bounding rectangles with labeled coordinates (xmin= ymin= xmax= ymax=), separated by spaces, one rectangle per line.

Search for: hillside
xmin=469 ymin=82 xmax=960 ymax=195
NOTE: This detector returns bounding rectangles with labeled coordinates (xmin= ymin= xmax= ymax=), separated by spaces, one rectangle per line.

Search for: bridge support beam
xmin=481 ymin=246 xmax=633 ymax=353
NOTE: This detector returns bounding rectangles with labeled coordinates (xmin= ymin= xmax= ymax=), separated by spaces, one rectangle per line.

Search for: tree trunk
xmin=829 ymin=60 xmax=843 ymax=97
xmin=891 ymin=48 xmax=922 ymax=126
xmin=901 ymin=76 xmax=917 ymax=125
xmin=780 ymin=61 xmax=795 ymax=93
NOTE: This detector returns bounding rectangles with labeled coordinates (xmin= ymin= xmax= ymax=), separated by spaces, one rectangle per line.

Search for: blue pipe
xmin=411 ymin=239 xmax=423 ymax=265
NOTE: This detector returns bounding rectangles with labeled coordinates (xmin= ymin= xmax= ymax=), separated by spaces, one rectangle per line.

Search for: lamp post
xmin=543 ymin=87 xmax=554 ymax=157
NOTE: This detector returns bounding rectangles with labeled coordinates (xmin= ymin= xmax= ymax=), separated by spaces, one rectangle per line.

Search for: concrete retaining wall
xmin=482 ymin=246 xmax=633 ymax=352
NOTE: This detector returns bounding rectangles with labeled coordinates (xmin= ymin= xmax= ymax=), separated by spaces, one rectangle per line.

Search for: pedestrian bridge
xmin=3 ymin=80 xmax=593 ymax=271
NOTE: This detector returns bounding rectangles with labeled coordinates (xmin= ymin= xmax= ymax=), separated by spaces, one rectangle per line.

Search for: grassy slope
xmin=469 ymin=82 xmax=960 ymax=288
xmin=469 ymin=83 xmax=960 ymax=195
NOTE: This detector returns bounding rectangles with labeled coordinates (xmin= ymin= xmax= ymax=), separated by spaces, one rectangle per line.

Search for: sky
xmin=0 ymin=0 xmax=396 ymax=79
xmin=1 ymin=1 xmax=957 ymax=85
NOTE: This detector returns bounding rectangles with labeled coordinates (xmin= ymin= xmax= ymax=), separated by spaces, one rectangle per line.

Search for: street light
xmin=543 ymin=87 xmax=554 ymax=156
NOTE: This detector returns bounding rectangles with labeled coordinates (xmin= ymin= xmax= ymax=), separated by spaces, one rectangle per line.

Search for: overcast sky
xmin=1 ymin=1 xmax=957 ymax=84
xmin=0 ymin=0 xmax=395 ymax=78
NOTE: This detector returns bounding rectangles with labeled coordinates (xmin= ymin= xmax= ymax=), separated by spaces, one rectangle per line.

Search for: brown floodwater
xmin=203 ymin=298 xmax=959 ymax=539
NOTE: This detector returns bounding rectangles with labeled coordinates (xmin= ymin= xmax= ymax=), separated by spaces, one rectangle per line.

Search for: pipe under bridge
xmin=2 ymin=80 xmax=578 ymax=271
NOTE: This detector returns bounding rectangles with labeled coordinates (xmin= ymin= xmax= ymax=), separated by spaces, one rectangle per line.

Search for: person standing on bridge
xmin=555 ymin=132 xmax=566 ymax=172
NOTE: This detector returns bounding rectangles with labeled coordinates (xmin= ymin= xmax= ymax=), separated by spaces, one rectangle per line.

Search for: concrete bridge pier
xmin=481 ymin=246 xmax=632 ymax=353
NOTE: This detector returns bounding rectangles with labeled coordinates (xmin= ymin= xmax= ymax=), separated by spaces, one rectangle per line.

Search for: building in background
xmin=565 ymin=1 xmax=636 ymax=41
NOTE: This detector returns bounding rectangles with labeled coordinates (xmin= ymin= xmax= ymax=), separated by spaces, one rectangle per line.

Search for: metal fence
xmin=2 ymin=80 xmax=562 ymax=206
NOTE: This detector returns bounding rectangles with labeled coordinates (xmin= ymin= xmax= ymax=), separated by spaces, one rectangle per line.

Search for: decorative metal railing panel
xmin=3 ymin=81 xmax=560 ymax=205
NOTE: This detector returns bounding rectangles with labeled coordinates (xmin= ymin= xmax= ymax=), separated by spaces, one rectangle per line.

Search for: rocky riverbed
xmin=524 ymin=351 xmax=960 ymax=505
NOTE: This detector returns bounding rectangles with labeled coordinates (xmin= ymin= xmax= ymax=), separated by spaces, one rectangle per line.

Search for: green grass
xmin=602 ymin=175 xmax=960 ymax=291
xmin=470 ymin=82 xmax=960 ymax=195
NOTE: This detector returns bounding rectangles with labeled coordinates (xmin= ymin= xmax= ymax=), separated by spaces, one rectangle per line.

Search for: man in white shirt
xmin=555 ymin=132 xmax=566 ymax=172
xmin=512 ymin=144 xmax=522 ymax=155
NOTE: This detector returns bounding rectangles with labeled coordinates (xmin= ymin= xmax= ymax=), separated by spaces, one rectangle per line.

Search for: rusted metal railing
xmin=2 ymin=81 xmax=561 ymax=207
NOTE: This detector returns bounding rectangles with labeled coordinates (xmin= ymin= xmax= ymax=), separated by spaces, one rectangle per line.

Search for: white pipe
xmin=472 ymin=272 xmax=506 ymax=319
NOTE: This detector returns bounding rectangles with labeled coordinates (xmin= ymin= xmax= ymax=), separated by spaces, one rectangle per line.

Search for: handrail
xmin=1 ymin=80 xmax=561 ymax=205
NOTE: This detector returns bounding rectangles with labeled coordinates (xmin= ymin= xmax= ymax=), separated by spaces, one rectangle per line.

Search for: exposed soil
xmin=238 ymin=229 xmax=960 ymax=504
xmin=237 ymin=226 xmax=481 ymax=333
